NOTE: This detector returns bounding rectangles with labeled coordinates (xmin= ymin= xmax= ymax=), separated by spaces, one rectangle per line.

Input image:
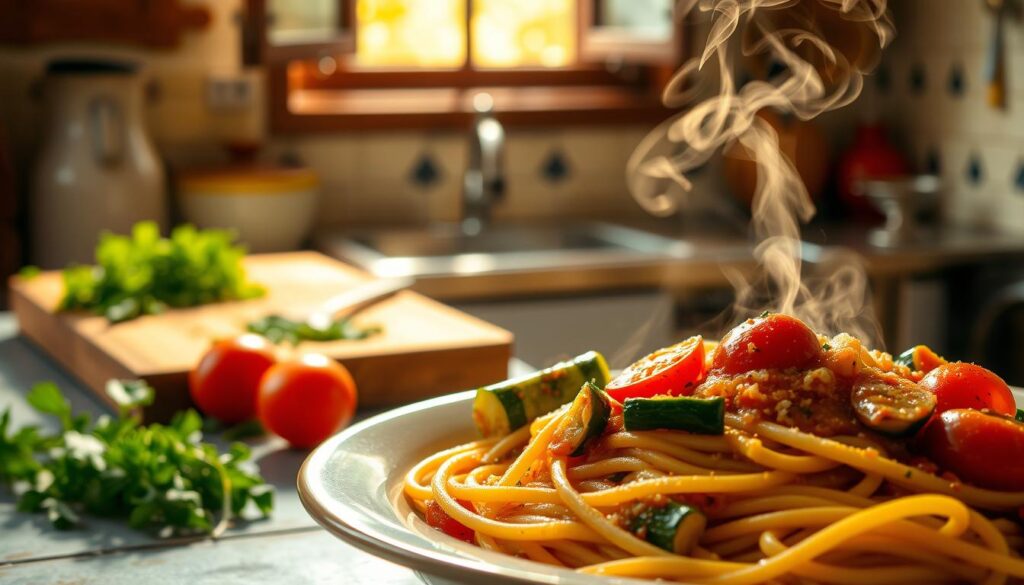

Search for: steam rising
xmin=628 ymin=0 xmax=893 ymax=345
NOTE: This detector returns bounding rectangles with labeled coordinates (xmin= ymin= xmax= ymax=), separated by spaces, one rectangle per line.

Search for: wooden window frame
xmin=259 ymin=0 xmax=681 ymax=134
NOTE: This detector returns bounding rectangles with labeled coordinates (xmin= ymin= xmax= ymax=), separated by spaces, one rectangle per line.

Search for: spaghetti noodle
xmin=404 ymin=318 xmax=1024 ymax=584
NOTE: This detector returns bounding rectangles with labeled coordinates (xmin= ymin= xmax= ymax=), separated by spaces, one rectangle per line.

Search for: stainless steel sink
xmin=316 ymin=222 xmax=692 ymax=278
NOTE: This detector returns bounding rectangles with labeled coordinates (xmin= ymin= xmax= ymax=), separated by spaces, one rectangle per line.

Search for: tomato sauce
xmin=694 ymin=366 xmax=861 ymax=436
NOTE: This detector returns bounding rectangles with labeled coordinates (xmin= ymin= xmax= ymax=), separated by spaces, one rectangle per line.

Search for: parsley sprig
xmin=58 ymin=221 xmax=265 ymax=323
xmin=247 ymin=314 xmax=382 ymax=345
xmin=0 ymin=380 xmax=272 ymax=536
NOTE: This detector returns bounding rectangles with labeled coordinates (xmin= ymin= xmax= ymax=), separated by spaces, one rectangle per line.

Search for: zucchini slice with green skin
xmin=550 ymin=382 xmax=611 ymax=457
xmin=1016 ymin=409 xmax=1024 ymax=423
xmin=851 ymin=373 xmax=936 ymax=436
xmin=472 ymin=351 xmax=611 ymax=437
xmin=622 ymin=396 xmax=725 ymax=435
xmin=629 ymin=502 xmax=706 ymax=554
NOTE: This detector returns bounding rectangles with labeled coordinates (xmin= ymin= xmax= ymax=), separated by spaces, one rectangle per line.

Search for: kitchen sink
xmin=316 ymin=222 xmax=693 ymax=278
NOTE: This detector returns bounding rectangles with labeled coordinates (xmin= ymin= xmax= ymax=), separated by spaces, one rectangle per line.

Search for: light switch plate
xmin=205 ymin=74 xmax=255 ymax=111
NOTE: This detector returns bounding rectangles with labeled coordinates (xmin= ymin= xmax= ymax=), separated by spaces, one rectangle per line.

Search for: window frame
xmin=260 ymin=0 xmax=682 ymax=133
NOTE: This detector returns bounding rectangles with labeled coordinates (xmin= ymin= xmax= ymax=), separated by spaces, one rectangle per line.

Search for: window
xmin=261 ymin=0 xmax=683 ymax=132
xmin=355 ymin=0 xmax=467 ymax=68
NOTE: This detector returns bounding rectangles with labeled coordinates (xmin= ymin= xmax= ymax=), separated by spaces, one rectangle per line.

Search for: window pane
xmin=599 ymin=0 xmax=673 ymax=41
xmin=269 ymin=0 xmax=340 ymax=44
xmin=356 ymin=0 xmax=466 ymax=68
xmin=471 ymin=0 xmax=576 ymax=69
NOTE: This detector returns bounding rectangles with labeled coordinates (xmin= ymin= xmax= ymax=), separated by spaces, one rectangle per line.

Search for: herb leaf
xmin=247 ymin=314 xmax=381 ymax=345
xmin=1 ymin=381 xmax=273 ymax=536
xmin=59 ymin=222 xmax=265 ymax=324
xmin=27 ymin=382 xmax=72 ymax=429
xmin=106 ymin=379 xmax=155 ymax=416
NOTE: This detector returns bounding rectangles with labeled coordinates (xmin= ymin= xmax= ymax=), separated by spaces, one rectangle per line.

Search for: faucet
xmin=462 ymin=92 xmax=505 ymax=235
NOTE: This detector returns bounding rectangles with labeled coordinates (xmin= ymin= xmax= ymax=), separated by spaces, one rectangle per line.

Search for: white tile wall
xmin=884 ymin=0 xmax=1024 ymax=231
xmin=276 ymin=125 xmax=662 ymax=228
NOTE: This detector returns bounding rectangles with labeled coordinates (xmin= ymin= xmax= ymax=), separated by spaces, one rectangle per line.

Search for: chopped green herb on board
xmin=59 ymin=221 xmax=265 ymax=323
xmin=247 ymin=314 xmax=381 ymax=345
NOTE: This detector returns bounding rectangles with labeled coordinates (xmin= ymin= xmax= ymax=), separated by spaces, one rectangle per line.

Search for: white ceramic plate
xmin=297 ymin=387 xmax=1024 ymax=585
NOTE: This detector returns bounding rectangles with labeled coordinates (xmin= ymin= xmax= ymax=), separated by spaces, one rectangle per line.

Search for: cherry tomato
xmin=256 ymin=353 xmax=357 ymax=448
xmin=922 ymin=409 xmax=1024 ymax=491
xmin=425 ymin=500 xmax=475 ymax=543
xmin=711 ymin=313 xmax=822 ymax=374
xmin=605 ymin=336 xmax=706 ymax=402
xmin=920 ymin=362 xmax=1015 ymax=416
xmin=189 ymin=334 xmax=277 ymax=424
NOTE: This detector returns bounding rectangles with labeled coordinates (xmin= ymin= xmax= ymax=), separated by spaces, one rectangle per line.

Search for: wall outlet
xmin=205 ymin=74 xmax=255 ymax=111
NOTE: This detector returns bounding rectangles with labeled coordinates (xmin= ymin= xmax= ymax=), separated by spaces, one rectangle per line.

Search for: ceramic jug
xmin=31 ymin=58 xmax=166 ymax=268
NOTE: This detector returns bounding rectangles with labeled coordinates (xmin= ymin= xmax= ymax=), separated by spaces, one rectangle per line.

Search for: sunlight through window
xmin=471 ymin=0 xmax=575 ymax=68
xmin=356 ymin=0 xmax=466 ymax=68
xmin=353 ymin=0 xmax=575 ymax=69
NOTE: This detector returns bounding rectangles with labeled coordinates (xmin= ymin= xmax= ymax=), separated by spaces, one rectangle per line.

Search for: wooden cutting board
xmin=9 ymin=251 xmax=513 ymax=420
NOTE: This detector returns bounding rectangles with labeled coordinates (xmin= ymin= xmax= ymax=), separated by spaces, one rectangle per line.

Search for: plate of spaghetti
xmin=299 ymin=313 xmax=1024 ymax=584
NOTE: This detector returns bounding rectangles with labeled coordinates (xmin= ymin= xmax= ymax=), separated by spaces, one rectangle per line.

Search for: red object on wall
xmin=837 ymin=122 xmax=910 ymax=220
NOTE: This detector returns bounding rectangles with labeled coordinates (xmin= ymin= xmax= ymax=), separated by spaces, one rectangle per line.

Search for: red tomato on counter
xmin=920 ymin=362 xmax=1015 ymax=416
xmin=257 ymin=353 xmax=357 ymax=448
xmin=922 ymin=409 xmax=1024 ymax=491
xmin=605 ymin=336 xmax=706 ymax=401
xmin=189 ymin=334 xmax=277 ymax=424
xmin=711 ymin=313 xmax=822 ymax=374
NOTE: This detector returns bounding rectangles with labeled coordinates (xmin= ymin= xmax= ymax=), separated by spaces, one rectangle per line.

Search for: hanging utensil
xmin=984 ymin=0 xmax=1008 ymax=109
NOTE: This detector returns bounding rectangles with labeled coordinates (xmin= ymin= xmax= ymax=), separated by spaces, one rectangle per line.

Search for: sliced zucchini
xmin=851 ymin=374 xmax=936 ymax=436
xmin=472 ymin=351 xmax=611 ymax=437
xmin=895 ymin=345 xmax=947 ymax=373
xmin=629 ymin=501 xmax=706 ymax=554
xmin=550 ymin=382 xmax=611 ymax=457
xmin=622 ymin=396 xmax=725 ymax=435
xmin=1016 ymin=408 xmax=1024 ymax=423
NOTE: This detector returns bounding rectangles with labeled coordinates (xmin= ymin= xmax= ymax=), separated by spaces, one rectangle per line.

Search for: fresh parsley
xmin=248 ymin=314 xmax=381 ymax=345
xmin=58 ymin=221 xmax=265 ymax=323
xmin=0 ymin=380 xmax=272 ymax=536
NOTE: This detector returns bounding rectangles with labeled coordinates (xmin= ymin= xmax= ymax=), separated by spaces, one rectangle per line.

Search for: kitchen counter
xmin=0 ymin=312 xmax=437 ymax=585
xmin=318 ymin=219 xmax=1024 ymax=302
xmin=803 ymin=223 xmax=1024 ymax=276
xmin=314 ymin=219 xmax=759 ymax=301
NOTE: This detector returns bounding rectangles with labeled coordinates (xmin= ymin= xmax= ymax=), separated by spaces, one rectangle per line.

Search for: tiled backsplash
xmin=3 ymin=0 xmax=1021 ymax=233
xmin=880 ymin=0 xmax=1024 ymax=231
xmin=270 ymin=126 xmax=665 ymax=228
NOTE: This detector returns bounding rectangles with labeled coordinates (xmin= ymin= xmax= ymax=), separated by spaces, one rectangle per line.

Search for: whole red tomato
xmin=257 ymin=353 xmax=357 ymax=448
xmin=922 ymin=409 xmax=1024 ymax=491
xmin=920 ymin=362 xmax=1015 ymax=416
xmin=711 ymin=313 xmax=822 ymax=374
xmin=190 ymin=334 xmax=277 ymax=424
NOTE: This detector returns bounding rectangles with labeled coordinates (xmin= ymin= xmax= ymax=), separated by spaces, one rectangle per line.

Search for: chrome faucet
xmin=462 ymin=92 xmax=505 ymax=235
